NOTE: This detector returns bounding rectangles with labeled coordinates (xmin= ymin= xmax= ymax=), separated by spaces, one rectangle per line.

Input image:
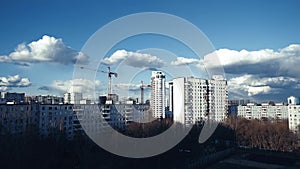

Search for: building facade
xmin=34 ymin=95 xmax=64 ymax=104
xmin=288 ymin=96 xmax=300 ymax=105
xmin=172 ymin=77 xmax=208 ymax=125
xmin=38 ymin=104 xmax=76 ymax=139
xmin=0 ymin=92 xmax=25 ymax=103
xmin=64 ymin=92 xmax=83 ymax=104
xmin=0 ymin=101 xmax=150 ymax=139
xmin=171 ymin=76 xmax=228 ymax=125
xmin=0 ymin=103 xmax=39 ymax=136
xmin=287 ymin=96 xmax=300 ymax=133
xmin=237 ymin=103 xmax=288 ymax=121
xmin=288 ymin=105 xmax=300 ymax=133
xmin=207 ymin=75 xmax=228 ymax=122
xmin=150 ymin=71 xmax=166 ymax=119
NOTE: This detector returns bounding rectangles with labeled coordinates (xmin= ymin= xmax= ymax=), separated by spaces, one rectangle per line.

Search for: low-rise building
xmin=34 ymin=95 xmax=64 ymax=104
xmin=38 ymin=104 xmax=76 ymax=139
xmin=0 ymin=103 xmax=39 ymax=136
xmin=0 ymin=92 xmax=25 ymax=103
xmin=0 ymin=100 xmax=150 ymax=139
xmin=237 ymin=103 xmax=288 ymax=121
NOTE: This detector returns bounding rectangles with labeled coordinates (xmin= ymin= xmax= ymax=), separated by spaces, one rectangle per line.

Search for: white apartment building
xmin=288 ymin=105 xmax=300 ymax=133
xmin=172 ymin=77 xmax=208 ymax=125
xmin=64 ymin=92 xmax=83 ymax=104
xmin=34 ymin=95 xmax=64 ymax=104
xmin=208 ymin=75 xmax=228 ymax=122
xmin=150 ymin=71 xmax=166 ymax=119
xmin=237 ymin=103 xmax=288 ymax=121
xmin=288 ymin=96 xmax=299 ymax=105
xmin=171 ymin=76 xmax=228 ymax=125
xmin=287 ymin=96 xmax=300 ymax=133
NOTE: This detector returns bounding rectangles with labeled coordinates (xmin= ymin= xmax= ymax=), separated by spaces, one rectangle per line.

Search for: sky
xmin=1 ymin=0 xmax=300 ymax=102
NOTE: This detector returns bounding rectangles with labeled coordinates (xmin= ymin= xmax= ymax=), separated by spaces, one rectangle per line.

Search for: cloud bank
xmin=227 ymin=74 xmax=299 ymax=96
xmin=102 ymin=49 xmax=164 ymax=68
xmin=169 ymin=44 xmax=300 ymax=100
xmin=170 ymin=57 xmax=199 ymax=66
xmin=51 ymin=79 xmax=101 ymax=98
xmin=0 ymin=35 xmax=88 ymax=65
xmin=205 ymin=44 xmax=300 ymax=77
xmin=0 ymin=75 xmax=31 ymax=91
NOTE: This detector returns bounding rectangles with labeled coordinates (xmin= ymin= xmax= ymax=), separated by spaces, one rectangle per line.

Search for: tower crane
xmin=79 ymin=66 xmax=117 ymax=100
xmin=140 ymin=80 xmax=151 ymax=104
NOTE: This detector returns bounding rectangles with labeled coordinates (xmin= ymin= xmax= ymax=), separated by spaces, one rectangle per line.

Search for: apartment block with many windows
xmin=150 ymin=71 xmax=166 ymax=119
xmin=171 ymin=75 xmax=228 ymax=125
xmin=237 ymin=103 xmax=288 ymax=121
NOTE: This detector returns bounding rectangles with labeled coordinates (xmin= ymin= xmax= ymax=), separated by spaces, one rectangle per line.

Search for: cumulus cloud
xmin=195 ymin=44 xmax=300 ymax=100
xmin=247 ymin=86 xmax=272 ymax=96
xmin=171 ymin=57 xmax=199 ymax=66
xmin=102 ymin=49 xmax=164 ymax=68
xmin=113 ymin=83 xmax=140 ymax=92
xmin=38 ymin=86 xmax=51 ymax=91
xmin=51 ymin=79 xmax=101 ymax=96
xmin=0 ymin=75 xmax=31 ymax=91
xmin=0 ymin=35 xmax=88 ymax=65
xmin=203 ymin=44 xmax=300 ymax=77
xmin=227 ymin=74 xmax=299 ymax=97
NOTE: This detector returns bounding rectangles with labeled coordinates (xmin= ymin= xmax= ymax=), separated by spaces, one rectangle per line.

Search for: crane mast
xmin=107 ymin=66 xmax=118 ymax=100
xmin=79 ymin=66 xmax=117 ymax=100
xmin=140 ymin=80 xmax=151 ymax=104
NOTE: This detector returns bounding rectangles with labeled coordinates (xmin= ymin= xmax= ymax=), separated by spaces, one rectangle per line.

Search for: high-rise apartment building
xmin=208 ymin=75 xmax=228 ymax=122
xmin=171 ymin=75 xmax=228 ymax=125
xmin=150 ymin=71 xmax=166 ymax=119
xmin=172 ymin=77 xmax=208 ymax=125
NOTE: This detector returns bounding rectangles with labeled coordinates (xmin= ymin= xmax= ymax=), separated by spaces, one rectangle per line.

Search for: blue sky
xmin=1 ymin=0 xmax=300 ymax=102
xmin=1 ymin=0 xmax=299 ymax=51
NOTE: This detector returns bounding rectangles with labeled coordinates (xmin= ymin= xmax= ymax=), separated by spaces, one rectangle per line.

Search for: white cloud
xmin=199 ymin=44 xmax=300 ymax=99
xmin=0 ymin=55 xmax=11 ymax=62
xmin=170 ymin=57 xmax=199 ymax=66
xmin=202 ymin=44 xmax=300 ymax=77
xmin=0 ymin=86 xmax=8 ymax=91
xmin=0 ymin=75 xmax=31 ymax=91
xmin=227 ymin=74 xmax=298 ymax=96
xmin=206 ymin=48 xmax=279 ymax=66
xmin=0 ymin=35 xmax=88 ymax=65
xmin=248 ymin=86 xmax=271 ymax=96
xmin=102 ymin=49 xmax=164 ymax=68
xmin=113 ymin=83 xmax=140 ymax=91
xmin=51 ymin=79 xmax=101 ymax=98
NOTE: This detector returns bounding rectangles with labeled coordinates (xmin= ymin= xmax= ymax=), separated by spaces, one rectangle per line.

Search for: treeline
xmin=224 ymin=115 xmax=299 ymax=151
xmin=121 ymin=118 xmax=173 ymax=137
xmin=0 ymin=120 xmax=235 ymax=169
xmin=1 ymin=117 xmax=299 ymax=169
